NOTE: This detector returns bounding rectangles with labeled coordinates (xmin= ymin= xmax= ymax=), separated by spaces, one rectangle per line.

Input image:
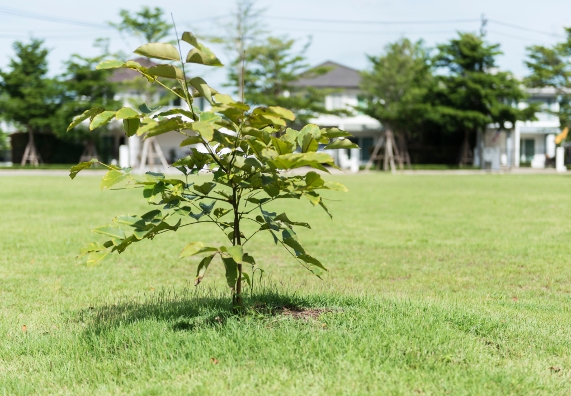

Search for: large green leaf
xmin=283 ymin=237 xmax=305 ymax=256
xmin=145 ymin=118 xmax=185 ymax=137
xmin=147 ymin=64 xmax=185 ymax=79
xmin=179 ymin=136 xmax=203 ymax=146
xmin=93 ymin=225 xmax=125 ymax=239
xmin=123 ymin=118 xmax=141 ymax=137
xmin=305 ymin=172 xmax=325 ymax=189
xmin=90 ymin=111 xmax=117 ymax=130
xmin=189 ymin=77 xmax=213 ymax=104
xmin=180 ymin=242 xmax=218 ymax=258
xmin=324 ymin=181 xmax=348 ymax=192
xmin=96 ymin=59 xmax=124 ymax=70
xmin=195 ymin=255 xmax=215 ymax=285
xmin=116 ymin=107 xmax=139 ymax=120
xmin=193 ymin=182 xmax=216 ymax=195
xmin=67 ymin=107 xmax=104 ymax=132
xmin=321 ymin=127 xmax=351 ymax=138
xmin=226 ymin=245 xmax=244 ymax=264
xmin=221 ymin=257 xmax=238 ymax=288
xmin=268 ymin=106 xmax=295 ymax=121
xmin=101 ymin=170 xmax=128 ymax=190
xmin=134 ymin=43 xmax=180 ymax=61
xmin=298 ymin=254 xmax=327 ymax=270
xmin=69 ymin=159 xmax=98 ymax=179
xmin=298 ymin=124 xmax=321 ymax=153
xmin=271 ymin=137 xmax=294 ymax=155
xmin=186 ymin=49 xmax=224 ymax=66
xmin=325 ymin=138 xmax=359 ymax=150
xmin=189 ymin=121 xmax=214 ymax=141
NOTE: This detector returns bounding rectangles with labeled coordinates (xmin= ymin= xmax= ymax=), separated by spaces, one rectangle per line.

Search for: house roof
xmin=109 ymin=57 xmax=158 ymax=83
xmin=293 ymin=61 xmax=361 ymax=89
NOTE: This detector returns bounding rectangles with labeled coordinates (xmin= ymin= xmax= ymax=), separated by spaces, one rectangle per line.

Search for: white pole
xmin=556 ymin=146 xmax=566 ymax=172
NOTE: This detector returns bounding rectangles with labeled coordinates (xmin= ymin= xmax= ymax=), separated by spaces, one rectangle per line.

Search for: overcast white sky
xmin=0 ymin=0 xmax=569 ymax=89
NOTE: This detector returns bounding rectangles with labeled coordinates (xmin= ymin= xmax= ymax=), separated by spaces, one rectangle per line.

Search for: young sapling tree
xmin=69 ymin=32 xmax=358 ymax=306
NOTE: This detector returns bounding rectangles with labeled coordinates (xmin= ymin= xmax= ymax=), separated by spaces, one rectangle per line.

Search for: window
xmin=520 ymin=139 xmax=535 ymax=163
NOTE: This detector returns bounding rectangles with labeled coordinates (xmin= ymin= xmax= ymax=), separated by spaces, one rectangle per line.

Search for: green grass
xmin=2 ymin=174 xmax=571 ymax=395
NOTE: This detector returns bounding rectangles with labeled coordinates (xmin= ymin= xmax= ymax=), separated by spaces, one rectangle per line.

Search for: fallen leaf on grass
xmin=550 ymin=366 xmax=561 ymax=373
xmin=210 ymin=357 xmax=219 ymax=364
xmin=22 ymin=325 xmax=27 ymax=332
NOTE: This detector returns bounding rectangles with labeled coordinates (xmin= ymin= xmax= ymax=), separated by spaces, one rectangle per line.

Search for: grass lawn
xmin=2 ymin=173 xmax=571 ymax=395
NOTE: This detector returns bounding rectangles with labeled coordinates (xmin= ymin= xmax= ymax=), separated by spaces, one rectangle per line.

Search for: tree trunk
xmin=21 ymin=129 xmax=41 ymax=166
xmin=458 ymin=130 xmax=473 ymax=166
xmin=232 ymin=187 xmax=243 ymax=308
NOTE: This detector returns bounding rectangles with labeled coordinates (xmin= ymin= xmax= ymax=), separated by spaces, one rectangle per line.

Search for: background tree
xmin=430 ymin=33 xmax=536 ymax=165
xmin=234 ymin=36 xmax=338 ymax=126
xmin=110 ymin=6 xmax=172 ymax=44
xmin=52 ymin=44 xmax=121 ymax=162
xmin=360 ymin=38 xmax=433 ymax=164
xmin=209 ymin=0 xmax=267 ymax=99
xmin=524 ymin=28 xmax=571 ymax=130
xmin=0 ymin=39 xmax=61 ymax=166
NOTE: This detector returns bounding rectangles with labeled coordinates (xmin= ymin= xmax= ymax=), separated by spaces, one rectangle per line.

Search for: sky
xmin=0 ymin=0 xmax=569 ymax=89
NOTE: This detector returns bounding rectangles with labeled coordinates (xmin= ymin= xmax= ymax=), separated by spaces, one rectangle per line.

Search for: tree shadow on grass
xmin=78 ymin=284 xmax=316 ymax=334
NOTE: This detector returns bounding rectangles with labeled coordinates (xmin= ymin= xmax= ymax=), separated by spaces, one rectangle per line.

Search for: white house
xmin=476 ymin=87 xmax=562 ymax=170
xmin=293 ymin=61 xmax=382 ymax=169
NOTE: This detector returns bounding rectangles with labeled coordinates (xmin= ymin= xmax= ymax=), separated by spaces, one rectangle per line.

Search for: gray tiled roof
xmin=293 ymin=61 xmax=361 ymax=89
xmin=109 ymin=57 xmax=158 ymax=82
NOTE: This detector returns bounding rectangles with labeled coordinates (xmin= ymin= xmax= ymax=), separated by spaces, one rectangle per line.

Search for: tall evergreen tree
xmin=430 ymin=33 xmax=536 ymax=165
xmin=360 ymin=38 xmax=433 ymax=160
xmin=110 ymin=6 xmax=172 ymax=43
xmin=524 ymin=28 xmax=571 ymax=129
xmin=0 ymin=39 xmax=61 ymax=165
xmin=53 ymin=47 xmax=121 ymax=161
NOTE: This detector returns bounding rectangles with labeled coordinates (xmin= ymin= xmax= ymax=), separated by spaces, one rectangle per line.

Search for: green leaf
xmin=324 ymin=181 xmax=348 ymax=192
xmin=90 ymin=111 xmax=117 ymax=130
xmin=145 ymin=118 xmax=185 ymax=137
xmin=93 ymin=225 xmax=125 ymax=239
xmin=123 ymin=118 xmax=141 ymax=137
xmin=181 ymin=31 xmax=201 ymax=47
xmin=116 ymin=107 xmax=139 ymax=120
xmin=298 ymin=124 xmax=321 ymax=153
xmin=199 ymin=201 xmax=216 ymax=214
xmin=139 ymin=103 xmax=161 ymax=114
xmin=78 ymin=242 xmax=106 ymax=258
xmin=243 ymin=253 xmax=256 ymax=266
xmin=268 ymin=106 xmax=295 ymax=121
xmin=186 ymin=49 xmax=224 ymax=66
xmin=283 ymin=237 xmax=305 ymax=256
xmin=189 ymin=121 xmax=214 ymax=141
xmin=221 ymin=257 xmax=238 ymax=288
xmin=180 ymin=136 xmax=203 ymax=146
xmin=134 ymin=43 xmax=180 ymax=61
xmin=101 ymin=170 xmax=128 ymax=190
xmin=69 ymin=158 xmax=97 ymax=179
xmin=321 ymin=127 xmax=351 ymax=138
xmin=271 ymin=137 xmax=294 ymax=155
xmin=86 ymin=251 xmax=110 ymax=266
xmin=274 ymin=213 xmax=311 ymax=228
xmin=195 ymin=255 xmax=215 ymax=285
xmin=325 ymin=138 xmax=359 ymax=150
xmin=189 ymin=77 xmax=213 ymax=104
xmin=199 ymin=112 xmax=222 ymax=124
xmin=298 ymin=254 xmax=327 ymax=270
xmin=96 ymin=59 xmax=124 ymax=70
xmin=226 ymin=245 xmax=244 ymax=264
xmin=180 ymin=242 xmax=218 ymax=258
xmin=67 ymin=107 xmax=105 ymax=132
xmin=305 ymin=171 xmax=324 ymax=189
xmin=147 ymin=64 xmax=185 ymax=79
xmin=193 ymin=182 xmax=216 ymax=195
